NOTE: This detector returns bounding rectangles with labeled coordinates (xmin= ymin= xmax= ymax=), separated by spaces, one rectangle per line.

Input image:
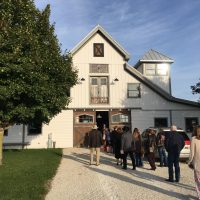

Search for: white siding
xmin=131 ymin=110 xmax=170 ymax=132
xmin=171 ymin=111 xmax=200 ymax=131
xmin=131 ymin=109 xmax=200 ymax=133
xmin=140 ymin=84 xmax=198 ymax=110
xmin=4 ymin=110 xmax=73 ymax=148
xmin=4 ymin=124 xmax=24 ymax=143
xmin=136 ymin=64 xmax=144 ymax=74
xmin=70 ymin=32 xmax=142 ymax=108
xmin=73 ymin=33 xmax=125 ymax=65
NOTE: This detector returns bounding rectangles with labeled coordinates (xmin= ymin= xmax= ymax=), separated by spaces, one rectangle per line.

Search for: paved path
xmin=46 ymin=148 xmax=198 ymax=200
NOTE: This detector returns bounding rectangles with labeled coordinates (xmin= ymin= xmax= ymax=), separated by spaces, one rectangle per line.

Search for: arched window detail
xmin=76 ymin=114 xmax=94 ymax=123
xmin=112 ymin=114 xmax=129 ymax=123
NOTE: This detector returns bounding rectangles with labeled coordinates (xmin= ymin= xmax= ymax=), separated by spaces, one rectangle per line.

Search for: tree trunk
xmin=0 ymin=128 xmax=4 ymax=165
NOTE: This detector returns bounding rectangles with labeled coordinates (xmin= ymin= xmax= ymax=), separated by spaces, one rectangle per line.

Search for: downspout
xmin=22 ymin=124 xmax=25 ymax=149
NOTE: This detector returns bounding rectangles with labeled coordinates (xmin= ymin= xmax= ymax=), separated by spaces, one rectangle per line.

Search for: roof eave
xmin=70 ymin=25 xmax=130 ymax=60
xmin=125 ymin=63 xmax=200 ymax=108
xmin=139 ymin=59 xmax=174 ymax=63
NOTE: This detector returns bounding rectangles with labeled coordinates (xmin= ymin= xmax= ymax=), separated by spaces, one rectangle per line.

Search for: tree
xmin=0 ymin=0 xmax=78 ymax=165
xmin=191 ymin=79 xmax=200 ymax=102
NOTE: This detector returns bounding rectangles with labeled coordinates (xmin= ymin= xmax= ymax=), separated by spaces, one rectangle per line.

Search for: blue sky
xmin=34 ymin=0 xmax=200 ymax=101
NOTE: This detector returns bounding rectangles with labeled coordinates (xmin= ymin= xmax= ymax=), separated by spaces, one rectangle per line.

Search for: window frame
xmin=111 ymin=113 xmax=129 ymax=123
xmin=93 ymin=43 xmax=104 ymax=57
xmin=76 ymin=114 xmax=94 ymax=124
xmin=154 ymin=117 xmax=168 ymax=128
xmin=185 ymin=117 xmax=199 ymax=132
xmin=90 ymin=76 xmax=109 ymax=104
xmin=145 ymin=63 xmax=168 ymax=76
xmin=28 ymin=122 xmax=42 ymax=135
xmin=127 ymin=83 xmax=141 ymax=98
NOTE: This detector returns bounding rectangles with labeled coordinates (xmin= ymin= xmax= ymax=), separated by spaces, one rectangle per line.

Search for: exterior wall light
xmin=81 ymin=78 xmax=85 ymax=81
xmin=97 ymin=114 xmax=102 ymax=119
xmin=114 ymin=78 xmax=119 ymax=81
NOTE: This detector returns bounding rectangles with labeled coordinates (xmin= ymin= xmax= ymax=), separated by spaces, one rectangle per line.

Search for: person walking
xmin=132 ymin=128 xmax=143 ymax=167
xmin=188 ymin=125 xmax=200 ymax=199
xmin=156 ymin=129 xmax=168 ymax=167
xmin=121 ymin=126 xmax=136 ymax=170
xmin=105 ymin=128 xmax=111 ymax=153
xmin=164 ymin=125 xmax=185 ymax=182
xmin=111 ymin=126 xmax=118 ymax=154
xmin=145 ymin=129 xmax=157 ymax=170
xmin=88 ymin=125 xmax=103 ymax=166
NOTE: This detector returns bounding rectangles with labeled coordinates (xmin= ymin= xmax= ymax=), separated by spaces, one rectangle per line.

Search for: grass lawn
xmin=0 ymin=148 xmax=62 ymax=200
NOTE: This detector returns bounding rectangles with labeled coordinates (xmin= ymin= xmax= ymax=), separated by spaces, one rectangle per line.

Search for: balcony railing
xmin=90 ymin=97 xmax=109 ymax=104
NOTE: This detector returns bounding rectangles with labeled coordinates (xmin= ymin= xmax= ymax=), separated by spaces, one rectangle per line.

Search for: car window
xmin=179 ymin=132 xmax=190 ymax=140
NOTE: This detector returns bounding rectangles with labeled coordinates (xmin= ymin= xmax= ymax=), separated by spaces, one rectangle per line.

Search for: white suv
xmin=141 ymin=127 xmax=190 ymax=160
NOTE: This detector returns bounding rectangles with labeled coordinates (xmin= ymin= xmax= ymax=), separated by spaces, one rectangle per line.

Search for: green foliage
xmin=0 ymin=0 xmax=78 ymax=126
xmin=191 ymin=79 xmax=200 ymax=102
xmin=191 ymin=80 xmax=200 ymax=94
xmin=0 ymin=149 xmax=62 ymax=200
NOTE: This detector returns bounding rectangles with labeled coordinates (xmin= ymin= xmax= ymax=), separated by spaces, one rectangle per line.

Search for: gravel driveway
xmin=45 ymin=148 xmax=198 ymax=200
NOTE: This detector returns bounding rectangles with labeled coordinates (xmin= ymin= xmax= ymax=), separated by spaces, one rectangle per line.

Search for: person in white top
xmin=188 ymin=126 xmax=200 ymax=199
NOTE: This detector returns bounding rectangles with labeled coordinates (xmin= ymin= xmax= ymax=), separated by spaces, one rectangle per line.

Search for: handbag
xmin=188 ymin=163 xmax=194 ymax=169
xmin=149 ymin=146 xmax=154 ymax=153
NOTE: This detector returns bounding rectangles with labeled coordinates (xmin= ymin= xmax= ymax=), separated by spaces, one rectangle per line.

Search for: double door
xmin=90 ymin=77 xmax=109 ymax=104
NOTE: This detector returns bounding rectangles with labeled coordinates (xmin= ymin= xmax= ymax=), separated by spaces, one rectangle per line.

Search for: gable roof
xmin=124 ymin=63 xmax=200 ymax=108
xmin=140 ymin=49 xmax=174 ymax=63
xmin=70 ymin=25 xmax=130 ymax=60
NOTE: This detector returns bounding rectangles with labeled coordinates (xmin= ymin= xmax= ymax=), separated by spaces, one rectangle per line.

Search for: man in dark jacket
xmin=88 ymin=125 xmax=103 ymax=166
xmin=121 ymin=126 xmax=136 ymax=170
xmin=164 ymin=125 xmax=185 ymax=182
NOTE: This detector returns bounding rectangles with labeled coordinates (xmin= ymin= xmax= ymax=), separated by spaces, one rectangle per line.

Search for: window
xmin=156 ymin=64 xmax=168 ymax=75
xmin=154 ymin=118 xmax=168 ymax=127
xmin=4 ymin=129 xmax=8 ymax=136
xmin=90 ymin=64 xmax=108 ymax=73
xmin=145 ymin=63 xmax=168 ymax=76
xmin=28 ymin=122 xmax=42 ymax=135
xmin=93 ymin=43 xmax=104 ymax=57
xmin=90 ymin=77 xmax=109 ymax=104
xmin=185 ymin=118 xmax=198 ymax=132
xmin=145 ymin=64 xmax=156 ymax=75
xmin=112 ymin=114 xmax=129 ymax=123
xmin=127 ymin=83 xmax=140 ymax=98
xmin=76 ymin=115 xmax=94 ymax=123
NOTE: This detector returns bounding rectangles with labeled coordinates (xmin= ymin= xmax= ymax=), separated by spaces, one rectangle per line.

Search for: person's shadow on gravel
xmin=86 ymin=166 xmax=197 ymax=200
xmin=63 ymin=150 xmax=195 ymax=193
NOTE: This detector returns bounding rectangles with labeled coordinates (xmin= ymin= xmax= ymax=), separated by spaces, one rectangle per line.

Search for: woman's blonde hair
xmin=196 ymin=126 xmax=200 ymax=140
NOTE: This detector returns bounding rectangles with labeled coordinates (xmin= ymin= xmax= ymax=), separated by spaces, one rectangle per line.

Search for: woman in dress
xmin=132 ymin=128 xmax=143 ymax=167
xmin=145 ymin=129 xmax=157 ymax=170
xmin=188 ymin=125 xmax=200 ymax=199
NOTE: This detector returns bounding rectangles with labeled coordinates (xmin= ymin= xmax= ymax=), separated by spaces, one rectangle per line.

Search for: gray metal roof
xmin=124 ymin=63 xmax=200 ymax=108
xmin=70 ymin=25 xmax=130 ymax=60
xmin=140 ymin=49 xmax=174 ymax=63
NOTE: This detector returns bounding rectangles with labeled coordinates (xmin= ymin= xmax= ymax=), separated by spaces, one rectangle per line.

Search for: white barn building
xmin=4 ymin=25 xmax=200 ymax=148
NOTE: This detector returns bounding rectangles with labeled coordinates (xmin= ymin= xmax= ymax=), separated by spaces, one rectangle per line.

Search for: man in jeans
xmin=121 ymin=126 xmax=136 ymax=170
xmin=165 ymin=125 xmax=185 ymax=182
xmin=88 ymin=125 xmax=103 ymax=166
